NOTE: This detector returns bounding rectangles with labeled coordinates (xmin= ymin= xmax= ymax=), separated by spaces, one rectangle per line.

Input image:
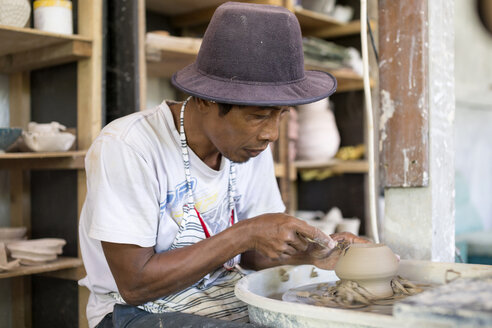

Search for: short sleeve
xmin=85 ymin=136 xmax=161 ymax=247
xmin=237 ymin=146 xmax=286 ymax=219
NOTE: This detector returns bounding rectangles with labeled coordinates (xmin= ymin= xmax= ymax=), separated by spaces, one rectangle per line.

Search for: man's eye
xmin=253 ymin=114 xmax=268 ymax=119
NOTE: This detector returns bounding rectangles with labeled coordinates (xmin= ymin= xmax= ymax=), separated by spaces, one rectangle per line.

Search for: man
xmin=79 ymin=2 xmax=367 ymax=327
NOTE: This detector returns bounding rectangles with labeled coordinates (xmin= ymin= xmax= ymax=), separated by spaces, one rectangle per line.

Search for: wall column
xmin=379 ymin=0 xmax=455 ymax=261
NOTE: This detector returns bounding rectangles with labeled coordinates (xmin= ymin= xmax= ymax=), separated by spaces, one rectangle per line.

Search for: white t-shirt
xmin=78 ymin=101 xmax=285 ymax=328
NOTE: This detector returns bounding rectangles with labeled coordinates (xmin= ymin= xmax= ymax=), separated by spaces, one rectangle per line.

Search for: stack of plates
xmin=7 ymin=238 xmax=66 ymax=265
xmin=0 ymin=242 xmax=20 ymax=272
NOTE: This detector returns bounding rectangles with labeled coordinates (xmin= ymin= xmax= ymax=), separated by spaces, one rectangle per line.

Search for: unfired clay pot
xmin=22 ymin=121 xmax=75 ymax=152
xmin=334 ymin=243 xmax=399 ymax=298
xmin=296 ymin=98 xmax=340 ymax=161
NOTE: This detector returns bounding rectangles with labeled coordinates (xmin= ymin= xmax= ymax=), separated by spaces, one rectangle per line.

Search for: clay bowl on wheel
xmin=334 ymin=243 xmax=399 ymax=298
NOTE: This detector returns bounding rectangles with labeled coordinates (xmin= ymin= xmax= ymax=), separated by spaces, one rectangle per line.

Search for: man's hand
xmin=306 ymin=232 xmax=370 ymax=270
xmin=242 ymin=213 xmax=336 ymax=261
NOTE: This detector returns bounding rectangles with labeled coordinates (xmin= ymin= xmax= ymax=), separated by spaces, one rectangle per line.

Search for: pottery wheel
xmin=282 ymin=278 xmax=430 ymax=315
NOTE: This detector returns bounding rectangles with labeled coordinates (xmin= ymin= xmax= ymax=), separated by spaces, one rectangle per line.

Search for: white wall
xmin=455 ymin=0 xmax=492 ymax=230
xmin=146 ymin=76 xmax=177 ymax=108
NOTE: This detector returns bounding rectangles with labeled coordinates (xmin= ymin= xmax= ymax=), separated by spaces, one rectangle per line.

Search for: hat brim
xmin=171 ymin=63 xmax=337 ymax=107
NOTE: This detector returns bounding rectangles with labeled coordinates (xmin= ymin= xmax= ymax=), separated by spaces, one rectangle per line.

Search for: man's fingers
xmin=289 ymin=234 xmax=309 ymax=252
xmin=282 ymin=244 xmax=298 ymax=256
xmin=296 ymin=224 xmax=336 ymax=249
xmin=330 ymin=232 xmax=370 ymax=244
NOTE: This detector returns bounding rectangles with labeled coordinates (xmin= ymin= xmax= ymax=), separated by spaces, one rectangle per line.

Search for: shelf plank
xmin=294 ymin=8 xmax=366 ymax=38
xmin=146 ymin=0 xmax=284 ymax=17
xmin=294 ymin=7 xmax=376 ymax=39
xmin=0 ymin=150 xmax=86 ymax=170
xmin=146 ymin=1 xmax=365 ymax=36
xmin=274 ymin=163 xmax=297 ymax=180
xmin=305 ymin=65 xmax=370 ymax=92
xmin=275 ymin=159 xmax=368 ymax=180
xmin=0 ymin=25 xmax=92 ymax=73
xmin=146 ymin=34 xmax=366 ymax=92
xmin=311 ymin=20 xmax=376 ymax=39
xmin=294 ymin=7 xmax=343 ymax=32
xmin=308 ymin=20 xmax=363 ymax=39
xmin=146 ymin=33 xmax=201 ymax=78
xmin=0 ymin=257 xmax=83 ymax=279
xmin=294 ymin=159 xmax=369 ymax=173
xmin=146 ymin=0 xmax=228 ymax=15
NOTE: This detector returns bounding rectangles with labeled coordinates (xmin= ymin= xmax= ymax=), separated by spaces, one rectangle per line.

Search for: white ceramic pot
xmin=307 ymin=219 xmax=337 ymax=235
xmin=23 ymin=121 xmax=75 ymax=152
xmin=296 ymin=98 xmax=340 ymax=161
xmin=27 ymin=121 xmax=65 ymax=134
xmin=335 ymin=218 xmax=361 ymax=235
xmin=23 ymin=132 xmax=75 ymax=152
xmin=334 ymin=243 xmax=399 ymax=298
xmin=0 ymin=0 xmax=31 ymax=27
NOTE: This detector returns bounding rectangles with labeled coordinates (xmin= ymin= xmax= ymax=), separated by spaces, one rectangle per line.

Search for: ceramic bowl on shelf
xmin=0 ymin=227 xmax=27 ymax=241
xmin=22 ymin=132 xmax=75 ymax=152
xmin=0 ymin=127 xmax=22 ymax=152
xmin=0 ymin=0 xmax=31 ymax=27
xmin=22 ymin=121 xmax=76 ymax=152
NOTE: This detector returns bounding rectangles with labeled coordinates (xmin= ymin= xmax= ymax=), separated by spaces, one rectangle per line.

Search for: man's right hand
xmin=240 ymin=213 xmax=336 ymax=261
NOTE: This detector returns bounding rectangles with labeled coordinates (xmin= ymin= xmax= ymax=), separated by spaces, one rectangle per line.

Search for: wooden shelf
xmin=295 ymin=159 xmax=368 ymax=172
xmin=294 ymin=8 xmax=373 ymax=39
xmin=0 ymin=256 xmax=83 ymax=279
xmin=146 ymin=0 xmax=228 ymax=16
xmin=0 ymin=150 xmax=86 ymax=170
xmin=146 ymin=33 xmax=366 ymax=92
xmin=0 ymin=25 xmax=92 ymax=73
xmin=146 ymin=33 xmax=201 ymax=78
xmin=145 ymin=1 xmax=368 ymax=37
xmin=274 ymin=163 xmax=297 ymax=180
xmin=275 ymin=159 xmax=368 ymax=180
xmin=304 ymin=65 xmax=371 ymax=92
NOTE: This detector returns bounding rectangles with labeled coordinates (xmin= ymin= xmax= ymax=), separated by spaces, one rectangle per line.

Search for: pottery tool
xmin=300 ymin=234 xmax=351 ymax=253
xmin=303 ymin=236 xmax=330 ymax=249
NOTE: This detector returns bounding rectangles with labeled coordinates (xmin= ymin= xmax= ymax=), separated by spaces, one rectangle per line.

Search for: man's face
xmin=204 ymin=105 xmax=290 ymax=163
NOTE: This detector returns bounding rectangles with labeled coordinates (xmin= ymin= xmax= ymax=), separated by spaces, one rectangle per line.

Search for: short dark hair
xmin=192 ymin=97 xmax=239 ymax=116
xmin=217 ymin=102 xmax=234 ymax=116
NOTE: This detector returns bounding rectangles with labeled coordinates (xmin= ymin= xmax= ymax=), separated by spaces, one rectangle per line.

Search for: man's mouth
xmin=245 ymin=147 xmax=267 ymax=157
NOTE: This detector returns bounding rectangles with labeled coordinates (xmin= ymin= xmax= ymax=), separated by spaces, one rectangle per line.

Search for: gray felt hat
xmin=171 ymin=2 xmax=337 ymax=106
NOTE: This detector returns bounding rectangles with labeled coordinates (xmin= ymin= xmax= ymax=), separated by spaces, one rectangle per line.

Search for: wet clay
xmin=335 ymin=243 xmax=399 ymax=298
xmin=293 ymin=276 xmax=424 ymax=309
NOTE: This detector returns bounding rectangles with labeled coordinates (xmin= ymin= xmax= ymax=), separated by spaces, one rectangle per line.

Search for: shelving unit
xmin=0 ymin=1 xmax=102 ymax=327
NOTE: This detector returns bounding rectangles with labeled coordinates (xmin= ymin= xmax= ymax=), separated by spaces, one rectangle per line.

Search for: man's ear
xmin=195 ymin=98 xmax=215 ymax=114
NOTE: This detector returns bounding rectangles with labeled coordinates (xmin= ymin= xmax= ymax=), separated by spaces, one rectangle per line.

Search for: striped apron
xmin=110 ymin=97 xmax=248 ymax=322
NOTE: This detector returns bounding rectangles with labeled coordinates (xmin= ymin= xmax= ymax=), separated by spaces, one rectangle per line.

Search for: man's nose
xmin=258 ymin=116 xmax=281 ymax=142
